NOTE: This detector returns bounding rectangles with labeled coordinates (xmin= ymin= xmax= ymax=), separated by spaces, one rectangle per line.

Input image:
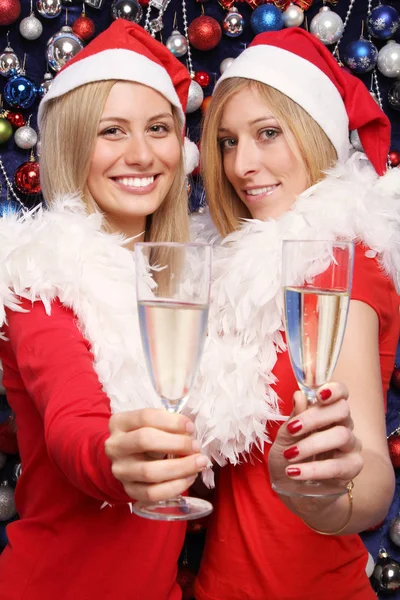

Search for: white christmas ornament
xmin=14 ymin=126 xmax=38 ymax=150
xmin=310 ymin=6 xmax=344 ymax=45
xmin=283 ymin=4 xmax=304 ymax=28
xmin=377 ymin=40 xmax=400 ymax=78
xmin=19 ymin=13 xmax=43 ymax=40
xmin=220 ymin=57 xmax=234 ymax=74
xmin=186 ymin=80 xmax=204 ymax=113
xmin=366 ymin=552 xmax=375 ymax=578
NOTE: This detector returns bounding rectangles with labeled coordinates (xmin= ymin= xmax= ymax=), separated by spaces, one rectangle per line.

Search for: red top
xmin=195 ymin=246 xmax=400 ymax=600
xmin=0 ymin=299 xmax=185 ymax=600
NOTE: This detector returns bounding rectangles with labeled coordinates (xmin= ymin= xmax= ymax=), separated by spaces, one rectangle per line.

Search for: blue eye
xmin=219 ymin=138 xmax=237 ymax=151
xmin=260 ymin=128 xmax=279 ymax=141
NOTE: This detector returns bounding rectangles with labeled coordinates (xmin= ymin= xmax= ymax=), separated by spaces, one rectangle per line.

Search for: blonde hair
xmin=40 ymin=80 xmax=189 ymax=243
xmin=201 ymin=78 xmax=338 ymax=237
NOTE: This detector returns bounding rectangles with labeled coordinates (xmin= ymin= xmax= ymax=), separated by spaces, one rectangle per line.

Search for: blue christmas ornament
xmin=3 ymin=73 xmax=38 ymax=109
xmin=368 ymin=4 xmax=400 ymax=40
xmin=250 ymin=5 xmax=283 ymax=35
xmin=343 ymin=39 xmax=378 ymax=73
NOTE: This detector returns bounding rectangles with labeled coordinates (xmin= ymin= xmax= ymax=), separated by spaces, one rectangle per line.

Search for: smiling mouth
xmin=113 ymin=175 xmax=157 ymax=189
xmin=245 ymin=184 xmax=279 ymax=197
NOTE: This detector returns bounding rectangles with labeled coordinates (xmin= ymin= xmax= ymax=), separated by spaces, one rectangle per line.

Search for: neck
xmin=105 ymin=215 xmax=146 ymax=250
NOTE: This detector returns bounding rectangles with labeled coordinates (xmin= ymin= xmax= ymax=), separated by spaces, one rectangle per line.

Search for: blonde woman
xmin=189 ymin=28 xmax=400 ymax=600
xmin=0 ymin=20 xmax=206 ymax=600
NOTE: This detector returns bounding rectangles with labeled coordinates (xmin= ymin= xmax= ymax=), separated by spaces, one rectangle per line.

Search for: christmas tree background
xmin=0 ymin=0 xmax=400 ymax=597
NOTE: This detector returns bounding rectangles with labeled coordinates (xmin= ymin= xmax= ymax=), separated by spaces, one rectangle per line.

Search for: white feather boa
xmin=0 ymin=153 xmax=398 ymax=490
xmin=188 ymin=152 xmax=400 ymax=484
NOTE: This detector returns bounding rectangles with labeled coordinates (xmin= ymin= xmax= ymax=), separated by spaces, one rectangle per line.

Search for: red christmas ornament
xmin=177 ymin=565 xmax=196 ymax=600
xmin=138 ymin=0 xmax=150 ymax=5
xmin=389 ymin=150 xmax=400 ymax=168
xmin=6 ymin=111 xmax=25 ymax=128
xmin=194 ymin=71 xmax=211 ymax=88
xmin=388 ymin=430 xmax=400 ymax=468
xmin=72 ymin=14 xmax=96 ymax=41
xmin=188 ymin=16 xmax=222 ymax=51
xmin=392 ymin=367 xmax=400 ymax=391
xmin=14 ymin=159 xmax=41 ymax=195
xmin=0 ymin=0 xmax=21 ymax=26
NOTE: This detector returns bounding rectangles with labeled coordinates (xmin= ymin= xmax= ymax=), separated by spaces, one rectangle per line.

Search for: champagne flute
xmin=134 ymin=242 xmax=213 ymax=521
xmin=272 ymin=240 xmax=354 ymax=498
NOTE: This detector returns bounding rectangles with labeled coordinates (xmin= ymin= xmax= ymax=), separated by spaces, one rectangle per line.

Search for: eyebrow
xmin=99 ymin=112 xmax=174 ymax=124
xmin=218 ymin=115 xmax=277 ymax=132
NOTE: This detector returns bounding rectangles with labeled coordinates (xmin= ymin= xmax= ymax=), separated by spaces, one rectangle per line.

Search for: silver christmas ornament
xmin=186 ymin=80 xmax=204 ymax=113
xmin=111 ymin=0 xmax=142 ymax=23
xmin=166 ymin=30 xmax=188 ymax=58
xmin=0 ymin=482 xmax=17 ymax=521
xmin=223 ymin=7 xmax=244 ymax=38
xmin=283 ymin=4 xmax=304 ymax=28
xmin=19 ymin=12 xmax=43 ymax=40
xmin=37 ymin=0 xmax=62 ymax=18
xmin=310 ymin=6 xmax=344 ymax=45
xmin=377 ymin=40 xmax=400 ymax=78
xmin=220 ymin=57 xmax=234 ymax=74
xmin=46 ymin=26 xmax=84 ymax=72
xmin=14 ymin=125 xmax=38 ymax=149
xmin=40 ymin=71 xmax=54 ymax=96
xmin=0 ymin=46 xmax=20 ymax=78
xmin=350 ymin=130 xmax=363 ymax=152
xmin=372 ymin=549 xmax=400 ymax=592
xmin=389 ymin=515 xmax=400 ymax=546
xmin=366 ymin=552 xmax=375 ymax=578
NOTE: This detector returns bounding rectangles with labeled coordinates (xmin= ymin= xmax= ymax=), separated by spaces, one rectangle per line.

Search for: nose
xmin=124 ymin=133 xmax=154 ymax=168
xmin=233 ymin=138 xmax=259 ymax=179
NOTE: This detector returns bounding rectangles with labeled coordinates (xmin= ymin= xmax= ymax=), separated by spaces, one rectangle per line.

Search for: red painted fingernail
xmin=287 ymin=420 xmax=303 ymax=434
xmin=287 ymin=467 xmax=301 ymax=477
xmin=319 ymin=388 xmax=332 ymax=401
xmin=283 ymin=446 xmax=299 ymax=460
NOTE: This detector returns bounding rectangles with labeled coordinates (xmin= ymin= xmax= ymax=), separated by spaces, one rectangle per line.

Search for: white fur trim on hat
xmin=184 ymin=137 xmax=199 ymax=175
xmin=217 ymin=45 xmax=351 ymax=164
xmin=38 ymin=48 xmax=185 ymax=129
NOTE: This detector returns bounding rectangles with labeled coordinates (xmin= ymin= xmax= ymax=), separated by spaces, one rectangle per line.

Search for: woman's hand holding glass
xmin=105 ymin=408 xmax=208 ymax=504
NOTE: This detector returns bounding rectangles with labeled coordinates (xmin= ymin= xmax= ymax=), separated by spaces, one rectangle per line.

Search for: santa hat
xmin=217 ymin=28 xmax=391 ymax=176
xmin=38 ymin=19 xmax=199 ymax=174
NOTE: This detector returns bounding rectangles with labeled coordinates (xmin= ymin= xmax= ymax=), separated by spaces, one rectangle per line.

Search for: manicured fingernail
xmin=196 ymin=455 xmax=209 ymax=469
xmin=186 ymin=421 xmax=195 ymax=434
xmin=283 ymin=446 xmax=299 ymax=460
xmin=192 ymin=439 xmax=201 ymax=452
xmin=287 ymin=467 xmax=301 ymax=477
xmin=287 ymin=420 xmax=303 ymax=434
xmin=319 ymin=388 xmax=332 ymax=401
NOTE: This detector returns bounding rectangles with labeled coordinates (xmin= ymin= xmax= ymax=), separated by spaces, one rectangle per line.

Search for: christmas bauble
xmin=46 ymin=26 xmax=84 ymax=72
xmin=388 ymin=80 xmax=400 ymax=111
xmin=388 ymin=429 xmax=400 ymax=467
xmin=194 ymin=71 xmax=210 ymax=88
xmin=19 ymin=12 xmax=43 ymax=40
xmin=391 ymin=366 xmax=400 ymax=388
xmin=201 ymin=96 xmax=212 ymax=114
xmin=0 ymin=452 xmax=6 ymax=471
xmin=84 ymin=0 xmax=104 ymax=7
xmin=372 ymin=550 xmax=400 ymax=592
xmin=368 ymin=4 xmax=400 ymax=40
xmin=0 ymin=46 xmax=20 ymax=78
xmin=0 ymin=117 xmax=13 ymax=144
xmin=0 ymin=418 xmax=18 ymax=454
xmin=3 ymin=74 xmax=38 ymax=109
xmin=283 ymin=4 xmax=304 ymax=28
xmin=220 ymin=56 xmax=234 ymax=73
xmin=186 ymin=80 xmax=204 ymax=113
xmin=343 ymin=39 xmax=378 ymax=73
xmin=377 ymin=40 xmax=400 ymax=78
xmin=6 ymin=111 xmax=25 ymax=127
xmin=166 ymin=31 xmax=188 ymax=57
xmin=72 ymin=14 xmax=96 ymax=41
xmin=0 ymin=0 xmax=21 ymax=26
xmin=177 ymin=565 xmax=196 ymax=600
xmin=39 ymin=72 xmax=54 ymax=96
xmin=310 ymin=6 xmax=344 ymax=45
xmin=14 ymin=126 xmax=38 ymax=150
xmin=250 ymin=4 xmax=283 ymax=35
xmin=111 ymin=0 xmax=142 ymax=22
xmin=389 ymin=151 xmax=400 ymax=167
xmin=223 ymin=7 xmax=244 ymax=38
xmin=366 ymin=552 xmax=375 ymax=578
xmin=14 ymin=160 xmax=41 ymax=195
xmin=0 ymin=482 xmax=16 ymax=521
xmin=37 ymin=0 xmax=62 ymax=18
xmin=350 ymin=130 xmax=363 ymax=152
xmin=389 ymin=515 xmax=400 ymax=546
xmin=188 ymin=16 xmax=222 ymax=51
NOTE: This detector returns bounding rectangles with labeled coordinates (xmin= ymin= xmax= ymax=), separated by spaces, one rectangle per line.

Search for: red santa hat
xmin=217 ymin=28 xmax=391 ymax=176
xmin=38 ymin=19 xmax=199 ymax=173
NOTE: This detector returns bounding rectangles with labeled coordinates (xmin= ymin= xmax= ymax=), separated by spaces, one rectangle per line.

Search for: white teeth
xmin=247 ymin=185 xmax=277 ymax=196
xmin=117 ymin=176 xmax=154 ymax=188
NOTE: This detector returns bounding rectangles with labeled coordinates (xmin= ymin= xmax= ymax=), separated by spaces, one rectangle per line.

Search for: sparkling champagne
xmin=138 ymin=300 xmax=208 ymax=412
xmin=284 ymin=287 xmax=350 ymax=392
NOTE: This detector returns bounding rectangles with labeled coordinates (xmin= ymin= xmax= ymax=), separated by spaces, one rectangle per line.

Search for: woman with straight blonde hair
xmin=188 ymin=27 xmax=400 ymax=600
xmin=0 ymin=19 xmax=207 ymax=600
